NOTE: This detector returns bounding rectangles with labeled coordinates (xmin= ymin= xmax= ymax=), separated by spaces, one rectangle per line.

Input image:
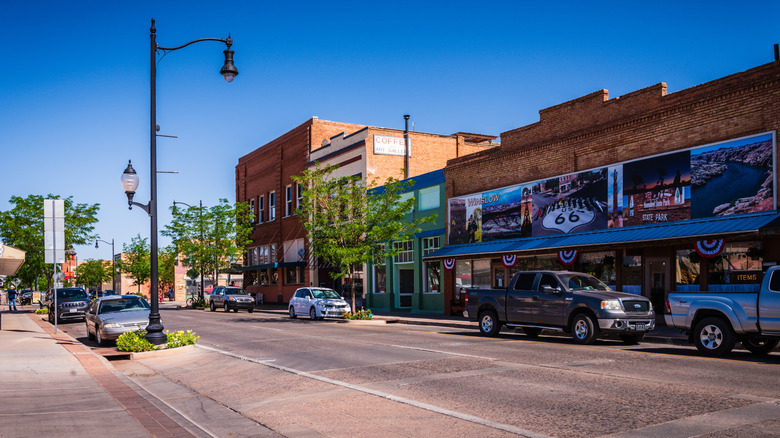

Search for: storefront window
xmin=374 ymin=265 xmax=386 ymax=294
xmin=472 ymin=259 xmax=491 ymax=288
xmin=579 ymin=251 xmax=616 ymax=287
xmin=455 ymin=260 xmax=472 ymax=299
xmin=676 ymin=250 xmax=700 ymax=292
xmin=622 ymin=255 xmax=642 ymax=295
xmin=709 ymin=241 xmax=763 ymax=292
xmin=270 ymin=267 xmax=279 ymax=285
xmin=424 ymin=261 xmax=441 ymax=293
xmin=285 ymin=266 xmax=304 ymax=285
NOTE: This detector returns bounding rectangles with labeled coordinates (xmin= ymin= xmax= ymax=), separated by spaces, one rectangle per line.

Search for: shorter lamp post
xmin=95 ymin=238 xmax=116 ymax=293
xmin=172 ymin=200 xmax=205 ymax=302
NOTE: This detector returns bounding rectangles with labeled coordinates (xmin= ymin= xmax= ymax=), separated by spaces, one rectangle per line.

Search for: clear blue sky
xmin=1 ymin=1 xmax=778 ymax=261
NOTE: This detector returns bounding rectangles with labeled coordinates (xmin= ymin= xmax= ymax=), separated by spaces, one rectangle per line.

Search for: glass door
xmin=645 ymin=258 xmax=670 ymax=314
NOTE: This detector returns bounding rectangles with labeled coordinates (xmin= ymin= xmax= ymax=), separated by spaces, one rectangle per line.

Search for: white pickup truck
xmin=665 ymin=265 xmax=780 ymax=356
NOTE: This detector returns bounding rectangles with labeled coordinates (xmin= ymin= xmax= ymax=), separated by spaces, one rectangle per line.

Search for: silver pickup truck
xmin=666 ymin=265 xmax=780 ymax=356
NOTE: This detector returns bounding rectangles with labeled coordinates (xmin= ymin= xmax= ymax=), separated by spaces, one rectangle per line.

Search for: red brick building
xmin=235 ymin=117 xmax=497 ymax=303
xmin=427 ymin=60 xmax=780 ymax=314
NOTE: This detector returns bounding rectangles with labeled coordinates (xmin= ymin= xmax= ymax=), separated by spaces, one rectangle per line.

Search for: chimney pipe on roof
xmin=775 ymin=44 xmax=779 ymax=62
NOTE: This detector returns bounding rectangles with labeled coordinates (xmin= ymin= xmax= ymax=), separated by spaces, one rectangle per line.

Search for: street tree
xmin=0 ymin=194 xmax=99 ymax=290
xmin=74 ymin=259 xmax=111 ymax=291
xmin=158 ymin=245 xmax=177 ymax=300
xmin=292 ymin=163 xmax=436 ymax=312
xmin=163 ymin=199 xmax=252 ymax=299
xmin=117 ymin=235 xmax=150 ymax=295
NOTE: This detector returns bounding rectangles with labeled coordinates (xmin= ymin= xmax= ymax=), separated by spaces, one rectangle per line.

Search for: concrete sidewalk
xmin=0 ymin=310 xmax=278 ymax=438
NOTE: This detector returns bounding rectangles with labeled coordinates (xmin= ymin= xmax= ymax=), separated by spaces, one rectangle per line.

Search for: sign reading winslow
xmin=448 ymin=131 xmax=776 ymax=245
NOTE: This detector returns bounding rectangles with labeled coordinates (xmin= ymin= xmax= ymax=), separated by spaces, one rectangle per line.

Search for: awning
xmin=423 ymin=211 xmax=780 ymax=260
xmin=0 ymin=244 xmax=26 ymax=276
xmin=234 ymin=261 xmax=307 ymax=271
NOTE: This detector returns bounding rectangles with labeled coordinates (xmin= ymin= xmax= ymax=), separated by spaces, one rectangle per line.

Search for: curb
xmin=130 ymin=344 xmax=196 ymax=360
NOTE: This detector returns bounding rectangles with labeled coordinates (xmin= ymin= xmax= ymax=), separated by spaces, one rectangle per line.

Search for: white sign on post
xmin=44 ymin=199 xmax=65 ymax=264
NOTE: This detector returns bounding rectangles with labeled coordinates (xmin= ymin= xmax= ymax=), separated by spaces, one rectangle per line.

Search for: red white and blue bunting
xmin=502 ymin=254 xmax=517 ymax=268
xmin=558 ymin=250 xmax=578 ymax=266
xmin=694 ymin=239 xmax=725 ymax=258
xmin=443 ymin=259 xmax=456 ymax=270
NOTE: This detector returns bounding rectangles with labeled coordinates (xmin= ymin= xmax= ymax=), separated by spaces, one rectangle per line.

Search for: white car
xmin=289 ymin=287 xmax=351 ymax=320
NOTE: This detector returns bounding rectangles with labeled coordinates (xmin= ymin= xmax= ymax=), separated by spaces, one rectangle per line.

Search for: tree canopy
xmin=292 ymin=163 xmax=436 ymax=311
xmin=0 ymin=194 xmax=99 ymax=290
xmin=116 ymin=235 xmax=150 ymax=294
xmin=162 ymin=199 xmax=252 ymax=299
xmin=74 ymin=259 xmax=112 ymax=291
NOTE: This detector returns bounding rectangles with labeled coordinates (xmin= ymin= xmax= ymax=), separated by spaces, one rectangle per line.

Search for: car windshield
xmin=560 ymin=274 xmax=612 ymax=292
xmin=225 ymin=287 xmax=248 ymax=295
xmin=99 ymin=298 xmax=150 ymax=314
xmin=57 ymin=289 xmax=88 ymax=300
xmin=311 ymin=289 xmax=341 ymax=299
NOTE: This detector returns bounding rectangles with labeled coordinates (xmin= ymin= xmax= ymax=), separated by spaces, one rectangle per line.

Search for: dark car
xmin=47 ymin=287 xmax=91 ymax=324
xmin=209 ymin=286 xmax=254 ymax=312
xmin=19 ymin=290 xmax=33 ymax=305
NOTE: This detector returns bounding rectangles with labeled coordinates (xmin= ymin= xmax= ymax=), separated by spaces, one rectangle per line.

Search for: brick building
xmin=235 ymin=117 xmax=496 ymax=304
xmin=426 ymin=60 xmax=780 ymax=314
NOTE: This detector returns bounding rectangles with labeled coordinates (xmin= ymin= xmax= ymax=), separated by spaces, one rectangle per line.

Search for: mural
xmin=448 ymin=132 xmax=776 ymax=243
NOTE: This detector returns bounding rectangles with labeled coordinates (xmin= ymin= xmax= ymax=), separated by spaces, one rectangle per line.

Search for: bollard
xmin=0 ymin=311 xmax=3 ymax=330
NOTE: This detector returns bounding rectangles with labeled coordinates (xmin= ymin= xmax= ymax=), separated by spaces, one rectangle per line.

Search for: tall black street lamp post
xmin=172 ymin=200 xmax=205 ymax=302
xmin=120 ymin=19 xmax=238 ymax=345
xmin=95 ymin=238 xmax=116 ymax=293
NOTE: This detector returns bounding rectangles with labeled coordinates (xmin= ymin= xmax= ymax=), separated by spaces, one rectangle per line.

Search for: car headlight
xmin=104 ymin=323 xmax=122 ymax=328
xmin=600 ymin=300 xmax=622 ymax=311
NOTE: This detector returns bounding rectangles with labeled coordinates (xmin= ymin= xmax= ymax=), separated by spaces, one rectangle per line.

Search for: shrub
xmin=166 ymin=330 xmax=199 ymax=348
xmin=35 ymin=307 xmax=48 ymax=315
xmin=343 ymin=309 xmax=373 ymax=320
xmin=116 ymin=330 xmax=160 ymax=352
xmin=191 ymin=299 xmax=207 ymax=308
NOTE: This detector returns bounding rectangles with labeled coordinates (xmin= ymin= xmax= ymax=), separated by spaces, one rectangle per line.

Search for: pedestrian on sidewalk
xmin=7 ymin=286 xmax=18 ymax=311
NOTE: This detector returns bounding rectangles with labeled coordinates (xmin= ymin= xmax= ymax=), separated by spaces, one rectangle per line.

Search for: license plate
xmin=69 ymin=308 xmax=78 ymax=313
xmin=634 ymin=323 xmax=645 ymax=331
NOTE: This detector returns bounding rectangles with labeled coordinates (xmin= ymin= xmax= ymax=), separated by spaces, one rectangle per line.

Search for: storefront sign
xmin=373 ymin=135 xmax=411 ymax=157
xmin=448 ymin=132 xmax=775 ymax=244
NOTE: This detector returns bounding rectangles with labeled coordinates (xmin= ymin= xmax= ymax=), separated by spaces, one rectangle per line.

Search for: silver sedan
xmin=85 ymin=295 xmax=151 ymax=346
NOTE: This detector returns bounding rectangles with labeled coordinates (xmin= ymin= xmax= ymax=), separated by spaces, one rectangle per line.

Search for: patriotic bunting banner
xmin=443 ymin=259 xmax=456 ymax=270
xmin=558 ymin=250 xmax=578 ymax=266
xmin=694 ymin=240 xmax=725 ymax=258
xmin=502 ymin=254 xmax=517 ymax=268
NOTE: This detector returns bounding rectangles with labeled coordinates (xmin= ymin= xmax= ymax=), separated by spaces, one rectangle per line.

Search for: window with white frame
xmin=393 ymin=240 xmax=414 ymax=263
xmin=424 ymin=261 xmax=441 ymax=293
xmin=270 ymin=191 xmax=276 ymax=221
xmin=285 ymin=185 xmax=293 ymax=217
xmin=249 ymin=199 xmax=255 ymax=223
xmin=258 ymin=195 xmax=265 ymax=223
xmin=399 ymin=192 xmax=414 ymax=212
xmin=418 ymin=186 xmax=440 ymax=211
xmin=296 ymin=183 xmax=304 ymax=210
xmin=422 ymin=236 xmax=440 ymax=255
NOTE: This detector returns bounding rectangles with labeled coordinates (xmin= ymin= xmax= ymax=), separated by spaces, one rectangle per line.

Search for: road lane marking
xmin=197 ymin=344 xmax=553 ymax=438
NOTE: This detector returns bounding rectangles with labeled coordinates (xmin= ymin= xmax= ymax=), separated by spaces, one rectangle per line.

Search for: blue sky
xmin=1 ymin=1 xmax=778 ymax=261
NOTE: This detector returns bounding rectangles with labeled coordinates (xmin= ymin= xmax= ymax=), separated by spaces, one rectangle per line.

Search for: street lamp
xmin=120 ymin=19 xmax=238 ymax=345
xmin=95 ymin=238 xmax=116 ymax=294
xmin=172 ymin=200 xmax=205 ymax=303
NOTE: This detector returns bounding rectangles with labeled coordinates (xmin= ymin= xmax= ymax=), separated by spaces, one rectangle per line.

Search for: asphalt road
xmin=57 ymin=305 xmax=780 ymax=437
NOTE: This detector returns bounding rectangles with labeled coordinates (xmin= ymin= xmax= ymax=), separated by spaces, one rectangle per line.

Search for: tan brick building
xmin=427 ymin=60 xmax=780 ymax=314
xmin=236 ymin=117 xmax=497 ymax=303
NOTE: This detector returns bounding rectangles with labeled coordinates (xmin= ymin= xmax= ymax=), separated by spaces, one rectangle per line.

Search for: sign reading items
xmin=449 ymin=132 xmax=776 ymax=244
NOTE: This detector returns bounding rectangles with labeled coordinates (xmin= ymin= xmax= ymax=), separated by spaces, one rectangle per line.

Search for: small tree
xmin=117 ymin=235 xmax=151 ymax=295
xmin=74 ymin=259 xmax=112 ymax=291
xmin=293 ymin=163 xmax=435 ymax=312
xmin=158 ymin=245 xmax=177 ymax=299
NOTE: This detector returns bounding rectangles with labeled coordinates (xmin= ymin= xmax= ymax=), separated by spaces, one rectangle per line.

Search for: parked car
xmin=19 ymin=290 xmax=33 ymax=305
xmin=209 ymin=286 xmax=255 ymax=312
xmin=666 ymin=265 xmax=780 ymax=356
xmin=465 ymin=270 xmax=655 ymax=344
xmin=289 ymin=287 xmax=351 ymax=320
xmin=85 ymin=295 xmax=151 ymax=346
xmin=89 ymin=290 xmax=117 ymax=301
xmin=46 ymin=287 xmax=91 ymax=324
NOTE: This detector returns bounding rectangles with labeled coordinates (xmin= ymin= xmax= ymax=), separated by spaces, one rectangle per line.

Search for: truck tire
xmin=694 ymin=317 xmax=736 ymax=357
xmin=572 ymin=314 xmax=598 ymax=345
xmin=741 ymin=335 xmax=779 ymax=355
xmin=479 ymin=310 xmax=502 ymax=337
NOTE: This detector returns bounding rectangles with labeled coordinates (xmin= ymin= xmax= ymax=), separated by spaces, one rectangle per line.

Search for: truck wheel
xmin=619 ymin=333 xmax=644 ymax=345
xmin=479 ymin=310 xmax=502 ymax=337
xmin=694 ymin=317 xmax=736 ymax=357
xmin=523 ymin=327 xmax=542 ymax=338
xmin=572 ymin=314 xmax=598 ymax=345
xmin=741 ymin=335 xmax=779 ymax=355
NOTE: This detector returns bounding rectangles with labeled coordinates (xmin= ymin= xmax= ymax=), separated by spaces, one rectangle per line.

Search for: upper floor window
xmin=285 ymin=185 xmax=293 ymax=217
xmin=249 ymin=199 xmax=256 ymax=223
xmin=296 ymin=183 xmax=304 ymax=210
xmin=393 ymin=240 xmax=414 ymax=263
xmin=422 ymin=236 xmax=440 ymax=255
xmin=258 ymin=195 xmax=265 ymax=223
xmin=270 ymin=191 xmax=276 ymax=221
xmin=399 ymin=192 xmax=414 ymax=213
xmin=418 ymin=186 xmax=440 ymax=211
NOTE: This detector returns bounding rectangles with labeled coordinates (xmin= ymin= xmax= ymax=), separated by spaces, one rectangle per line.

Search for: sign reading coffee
xmin=449 ymin=132 xmax=775 ymax=244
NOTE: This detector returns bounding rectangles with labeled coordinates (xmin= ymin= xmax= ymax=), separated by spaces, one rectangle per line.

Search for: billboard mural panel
xmin=448 ymin=132 xmax=775 ymax=243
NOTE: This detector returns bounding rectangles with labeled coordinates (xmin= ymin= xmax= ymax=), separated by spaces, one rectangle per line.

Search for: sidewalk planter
xmin=130 ymin=344 xmax=196 ymax=360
